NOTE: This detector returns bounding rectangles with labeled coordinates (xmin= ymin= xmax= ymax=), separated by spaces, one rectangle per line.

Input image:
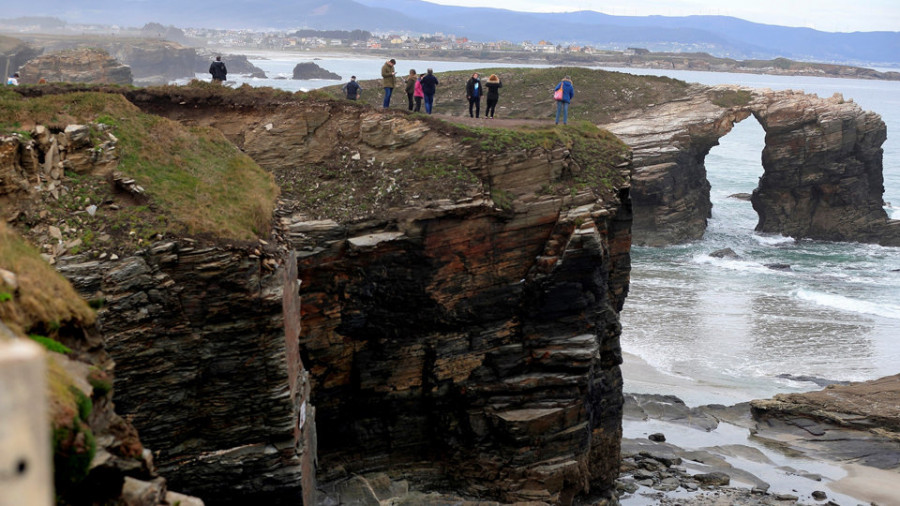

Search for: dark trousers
xmin=424 ymin=94 xmax=435 ymax=114
xmin=486 ymin=97 xmax=498 ymax=118
xmin=468 ymin=97 xmax=481 ymax=118
xmin=414 ymin=96 xmax=422 ymax=112
xmin=407 ymin=92 xmax=414 ymax=110
xmin=383 ymin=87 xmax=393 ymax=108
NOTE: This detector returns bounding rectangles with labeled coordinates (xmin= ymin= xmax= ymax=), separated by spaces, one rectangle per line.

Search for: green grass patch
xmin=709 ymin=89 xmax=752 ymax=108
xmin=0 ymin=223 xmax=96 ymax=337
xmin=0 ymin=89 xmax=279 ymax=242
xmin=28 ymin=334 xmax=73 ymax=354
xmin=321 ymin=66 xmax=690 ymax=124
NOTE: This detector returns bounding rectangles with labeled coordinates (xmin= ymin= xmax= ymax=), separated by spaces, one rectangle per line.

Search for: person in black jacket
xmin=341 ymin=76 xmax=362 ymax=100
xmin=209 ymin=56 xmax=227 ymax=83
xmin=465 ymin=72 xmax=483 ymax=118
xmin=484 ymin=74 xmax=502 ymax=118
xmin=420 ymin=68 xmax=439 ymax=114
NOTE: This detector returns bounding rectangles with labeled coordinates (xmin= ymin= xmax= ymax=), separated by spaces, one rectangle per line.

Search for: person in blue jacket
xmin=465 ymin=72 xmax=483 ymax=118
xmin=553 ymin=76 xmax=575 ymax=125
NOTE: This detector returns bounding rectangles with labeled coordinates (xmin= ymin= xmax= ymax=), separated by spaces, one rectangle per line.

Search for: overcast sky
xmin=424 ymin=0 xmax=900 ymax=33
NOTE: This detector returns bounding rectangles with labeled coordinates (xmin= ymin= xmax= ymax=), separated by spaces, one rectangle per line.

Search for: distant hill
xmin=1 ymin=0 xmax=898 ymax=66
xmin=357 ymin=0 xmax=900 ymax=66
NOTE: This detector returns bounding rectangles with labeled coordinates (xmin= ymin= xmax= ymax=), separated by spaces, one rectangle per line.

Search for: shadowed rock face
xmin=603 ymin=85 xmax=899 ymax=247
xmin=55 ymin=245 xmax=311 ymax=505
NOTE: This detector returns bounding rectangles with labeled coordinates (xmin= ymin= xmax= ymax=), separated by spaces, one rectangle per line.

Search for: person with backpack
xmin=341 ymin=76 xmax=362 ymax=100
xmin=465 ymin=72 xmax=483 ymax=118
xmin=553 ymin=75 xmax=575 ymax=125
xmin=209 ymin=56 xmax=227 ymax=83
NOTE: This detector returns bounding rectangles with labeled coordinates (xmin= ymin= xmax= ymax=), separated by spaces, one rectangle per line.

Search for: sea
xmin=208 ymin=52 xmax=900 ymax=407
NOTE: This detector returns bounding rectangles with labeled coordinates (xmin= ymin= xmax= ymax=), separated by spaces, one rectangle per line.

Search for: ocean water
xmin=613 ymin=69 xmax=900 ymax=405
xmin=220 ymin=54 xmax=900 ymax=407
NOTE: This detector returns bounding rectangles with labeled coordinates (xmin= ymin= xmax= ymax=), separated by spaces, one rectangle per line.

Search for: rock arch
xmin=603 ymin=85 xmax=900 ymax=247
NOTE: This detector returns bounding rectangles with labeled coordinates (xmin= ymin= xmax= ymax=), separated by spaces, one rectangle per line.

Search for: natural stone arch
xmin=603 ymin=85 xmax=900 ymax=247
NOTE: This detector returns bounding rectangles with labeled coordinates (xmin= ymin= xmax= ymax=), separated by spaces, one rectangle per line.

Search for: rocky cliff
xmin=129 ymin=87 xmax=633 ymax=504
xmin=3 ymin=84 xmax=633 ymax=505
xmin=602 ymin=85 xmax=899 ymax=246
xmin=0 ymin=218 xmax=205 ymax=506
xmin=10 ymin=36 xmax=265 ymax=85
xmin=17 ymin=48 xmax=133 ymax=85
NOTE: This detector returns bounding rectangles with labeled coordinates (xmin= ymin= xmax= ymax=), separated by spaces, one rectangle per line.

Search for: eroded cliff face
xmin=603 ymin=85 xmax=899 ymax=247
xmin=0 ymin=86 xmax=634 ymax=504
xmin=17 ymin=48 xmax=133 ymax=86
xmin=125 ymin=93 xmax=633 ymax=503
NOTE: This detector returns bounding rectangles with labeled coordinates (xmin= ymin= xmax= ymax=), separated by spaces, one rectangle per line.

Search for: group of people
xmin=378 ymin=59 xmax=440 ymax=114
xmin=346 ymin=58 xmax=575 ymax=123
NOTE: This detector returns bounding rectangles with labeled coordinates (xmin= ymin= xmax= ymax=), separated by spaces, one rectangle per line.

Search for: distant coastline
xmin=221 ymin=46 xmax=900 ymax=82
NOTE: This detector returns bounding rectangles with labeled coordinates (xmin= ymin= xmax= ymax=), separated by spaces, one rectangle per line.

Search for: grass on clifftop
xmin=0 ymin=87 xmax=278 ymax=242
xmin=0 ymin=222 xmax=95 ymax=337
xmin=458 ymin=120 xmax=630 ymax=199
xmin=321 ymin=66 xmax=690 ymax=123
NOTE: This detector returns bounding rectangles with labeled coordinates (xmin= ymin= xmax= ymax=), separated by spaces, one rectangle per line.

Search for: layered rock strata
xmin=121 ymin=93 xmax=633 ymax=503
xmin=17 ymin=48 xmax=133 ymax=86
xmin=55 ymin=244 xmax=312 ymax=505
xmin=603 ymin=85 xmax=899 ymax=246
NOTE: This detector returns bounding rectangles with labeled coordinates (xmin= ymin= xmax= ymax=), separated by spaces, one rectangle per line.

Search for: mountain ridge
xmin=1 ymin=0 xmax=897 ymax=65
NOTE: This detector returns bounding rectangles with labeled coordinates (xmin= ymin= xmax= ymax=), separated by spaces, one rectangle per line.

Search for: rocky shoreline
xmin=615 ymin=375 xmax=900 ymax=506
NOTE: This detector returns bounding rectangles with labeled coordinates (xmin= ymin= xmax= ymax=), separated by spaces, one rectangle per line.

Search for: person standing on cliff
xmin=484 ymin=74 xmax=502 ymax=119
xmin=420 ymin=68 xmax=439 ymax=114
xmin=209 ymin=56 xmax=227 ymax=84
xmin=413 ymin=74 xmax=424 ymax=112
xmin=405 ymin=69 xmax=417 ymax=111
xmin=6 ymin=72 xmax=19 ymax=86
xmin=465 ymin=72 xmax=483 ymax=118
xmin=381 ymin=58 xmax=396 ymax=108
xmin=553 ymin=75 xmax=575 ymax=125
xmin=341 ymin=76 xmax=362 ymax=100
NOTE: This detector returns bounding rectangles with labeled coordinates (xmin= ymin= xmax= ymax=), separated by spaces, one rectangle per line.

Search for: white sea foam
xmin=795 ymin=289 xmax=900 ymax=319
xmin=751 ymin=233 xmax=795 ymax=246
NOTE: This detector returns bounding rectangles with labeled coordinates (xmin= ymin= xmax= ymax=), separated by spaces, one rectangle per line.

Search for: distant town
xmin=3 ymin=18 xmax=899 ymax=82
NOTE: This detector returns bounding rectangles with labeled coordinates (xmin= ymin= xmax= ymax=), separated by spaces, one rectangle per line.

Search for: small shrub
xmin=28 ymin=334 xmax=72 ymax=354
xmin=87 ymin=367 xmax=113 ymax=397
xmin=491 ymin=188 xmax=514 ymax=211
xmin=0 ymin=291 xmax=11 ymax=302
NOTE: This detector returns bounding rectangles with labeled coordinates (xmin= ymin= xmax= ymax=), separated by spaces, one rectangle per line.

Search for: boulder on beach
xmin=292 ymin=62 xmax=341 ymax=80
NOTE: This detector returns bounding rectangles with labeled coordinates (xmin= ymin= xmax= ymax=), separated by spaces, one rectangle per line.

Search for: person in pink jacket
xmin=413 ymin=74 xmax=425 ymax=112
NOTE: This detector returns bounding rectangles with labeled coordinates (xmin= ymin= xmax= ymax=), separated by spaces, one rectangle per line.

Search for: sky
xmin=424 ymin=0 xmax=900 ymax=33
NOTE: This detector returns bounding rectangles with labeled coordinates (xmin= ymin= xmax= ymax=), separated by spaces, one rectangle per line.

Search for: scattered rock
xmin=729 ymin=192 xmax=753 ymax=201
xmin=649 ymin=432 xmax=666 ymax=442
xmin=709 ymin=247 xmax=740 ymax=259
xmin=694 ymin=471 xmax=731 ymax=486
xmin=0 ymin=268 xmax=17 ymax=289
xmin=776 ymin=373 xmax=851 ymax=387
xmin=811 ymin=490 xmax=827 ymax=500
xmin=764 ymin=263 xmax=792 ymax=270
